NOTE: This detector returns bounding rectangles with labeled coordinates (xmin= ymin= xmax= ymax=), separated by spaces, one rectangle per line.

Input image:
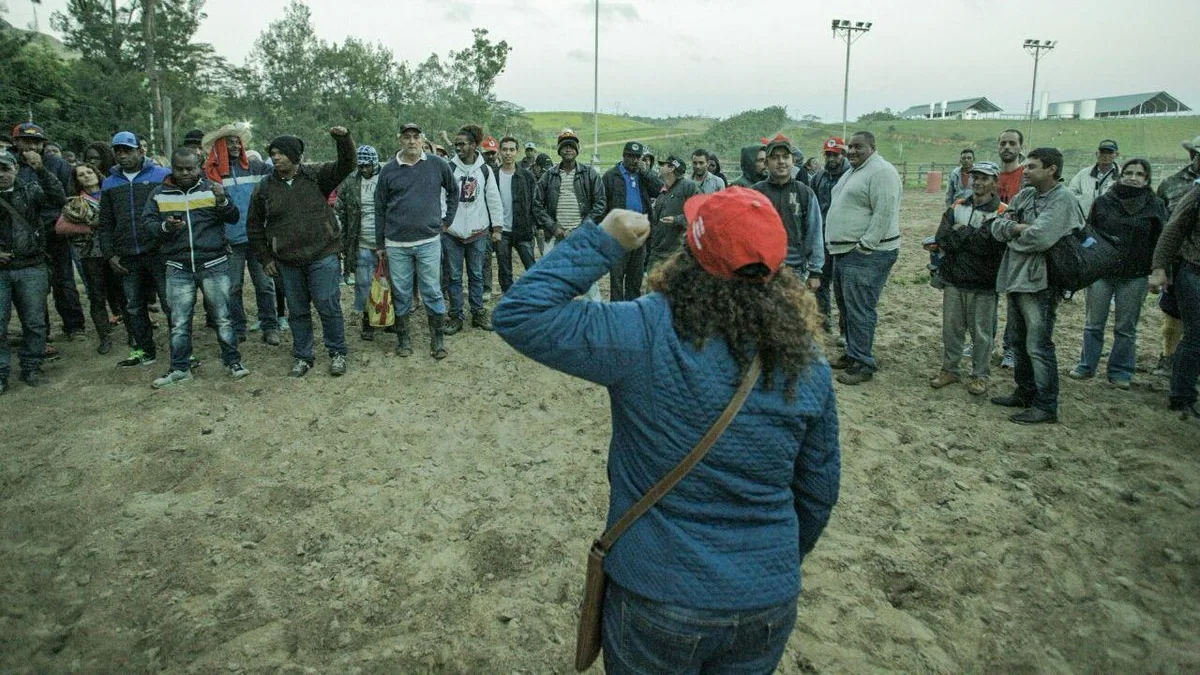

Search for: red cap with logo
xmin=481 ymin=136 xmax=499 ymax=153
xmin=684 ymin=187 xmax=787 ymax=282
xmin=823 ymin=137 xmax=846 ymax=154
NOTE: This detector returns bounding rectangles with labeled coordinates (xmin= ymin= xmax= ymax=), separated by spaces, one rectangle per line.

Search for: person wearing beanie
xmin=533 ymin=128 xmax=605 ymax=300
xmin=493 ymin=197 xmax=839 ymax=674
xmin=335 ymin=144 xmax=383 ymax=340
xmin=200 ymin=122 xmax=278 ymax=344
xmin=247 ymin=126 xmax=356 ymax=378
xmin=601 ymin=140 xmax=662 ymax=300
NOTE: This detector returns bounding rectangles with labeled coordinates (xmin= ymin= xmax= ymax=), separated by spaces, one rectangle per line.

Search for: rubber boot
xmin=395 ymin=313 xmax=413 ymax=357
xmin=361 ymin=312 xmax=375 ymax=341
xmin=428 ymin=311 xmax=447 ymax=360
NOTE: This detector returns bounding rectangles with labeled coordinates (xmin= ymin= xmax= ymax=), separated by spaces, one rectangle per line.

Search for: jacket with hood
xmin=209 ymin=152 xmax=271 ymax=246
xmin=602 ymin=162 xmax=663 ymax=217
xmin=98 ymin=157 xmax=172 ymax=259
xmin=247 ymin=132 xmax=356 ymax=267
xmin=648 ymin=176 xmax=700 ymax=268
xmin=752 ymin=178 xmax=825 ymax=277
xmin=535 ymin=161 xmax=606 ymax=234
xmin=809 ymin=157 xmax=851 ymax=219
xmin=446 ymin=153 xmax=504 ymax=242
xmin=1 ymin=165 xmax=65 ymax=269
xmin=1089 ymin=184 xmax=1168 ymax=279
xmin=732 ymin=145 xmax=767 ymax=188
xmin=935 ymin=194 xmax=1008 ymax=291
xmin=144 ymin=176 xmax=240 ymax=272
xmin=990 ymin=184 xmax=1084 ymax=294
xmin=1067 ymin=163 xmax=1119 ymax=218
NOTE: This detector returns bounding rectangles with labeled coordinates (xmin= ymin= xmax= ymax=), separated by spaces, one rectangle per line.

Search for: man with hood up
xmin=732 ymin=143 xmax=767 ymax=188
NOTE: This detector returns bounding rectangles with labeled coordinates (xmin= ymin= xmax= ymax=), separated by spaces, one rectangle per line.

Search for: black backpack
xmin=1046 ymin=225 xmax=1124 ymax=292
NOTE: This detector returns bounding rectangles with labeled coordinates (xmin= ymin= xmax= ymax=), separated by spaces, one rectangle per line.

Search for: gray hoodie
xmin=990 ymin=184 xmax=1084 ymax=294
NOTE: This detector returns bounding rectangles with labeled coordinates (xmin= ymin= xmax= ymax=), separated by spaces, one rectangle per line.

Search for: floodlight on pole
xmin=592 ymin=0 xmax=601 ymax=166
xmin=832 ymin=18 xmax=873 ymax=140
xmin=1023 ymin=38 xmax=1056 ymax=146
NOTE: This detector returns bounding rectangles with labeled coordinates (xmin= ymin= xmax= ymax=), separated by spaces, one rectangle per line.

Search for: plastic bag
xmin=367 ymin=256 xmax=395 ymax=327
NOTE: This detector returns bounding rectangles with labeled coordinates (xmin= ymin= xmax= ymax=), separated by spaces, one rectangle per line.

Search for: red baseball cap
xmin=823 ymin=137 xmax=846 ymax=154
xmin=481 ymin=136 xmax=499 ymax=153
xmin=684 ymin=187 xmax=787 ymax=282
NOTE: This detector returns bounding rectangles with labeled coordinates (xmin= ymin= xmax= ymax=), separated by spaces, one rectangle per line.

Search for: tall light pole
xmin=592 ymin=0 xmax=600 ymax=166
xmin=832 ymin=19 xmax=872 ymax=140
xmin=1023 ymin=39 xmax=1056 ymax=147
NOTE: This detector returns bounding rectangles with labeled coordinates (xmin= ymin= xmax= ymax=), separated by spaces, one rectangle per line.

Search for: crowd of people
xmin=1 ymin=120 xmax=1198 ymax=420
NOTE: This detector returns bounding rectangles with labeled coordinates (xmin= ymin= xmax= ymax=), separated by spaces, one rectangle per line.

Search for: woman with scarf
xmin=1069 ymin=158 xmax=1168 ymax=388
xmin=59 ymin=163 xmax=124 ymax=354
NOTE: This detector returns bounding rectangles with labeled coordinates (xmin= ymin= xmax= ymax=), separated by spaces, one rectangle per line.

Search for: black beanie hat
xmin=267 ymin=135 xmax=305 ymax=164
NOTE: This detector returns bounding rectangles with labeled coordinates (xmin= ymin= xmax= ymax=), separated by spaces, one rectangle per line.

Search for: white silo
xmin=1078 ymin=99 xmax=1097 ymax=120
xmin=1054 ymin=102 xmax=1076 ymax=119
xmin=1039 ymin=92 xmax=1050 ymax=120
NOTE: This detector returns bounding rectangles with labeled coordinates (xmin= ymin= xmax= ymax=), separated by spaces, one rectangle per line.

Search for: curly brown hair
xmin=648 ymin=249 xmax=823 ymax=401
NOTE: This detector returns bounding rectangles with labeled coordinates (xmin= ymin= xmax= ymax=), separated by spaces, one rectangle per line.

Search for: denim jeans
xmin=545 ymin=236 xmax=602 ymax=301
xmin=610 ymin=243 xmax=647 ymax=301
xmin=1078 ymin=276 xmax=1149 ymax=382
xmin=80 ymin=257 xmax=125 ymax=337
xmin=277 ymin=254 xmax=346 ymax=362
xmin=442 ymin=234 xmax=487 ymax=317
xmin=120 ymin=253 xmax=169 ymax=358
xmin=816 ymin=246 xmax=835 ymax=330
xmin=387 ymin=240 xmax=446 ymax=317
xmin=482 ymin=234 xmax=494 ymax=294
xmin=0 ymin=264 xmax=49 ymax=380
xmin=165 ymin=262 xmax=241 ymax=372
xmin=942 ymin=284 xmax=998 ymax=377
xmin=1008 ymin=289 xmax=1060 ymax=414
xmin=353 ymin=246 xmax=378 ymax=313
xmin=831 ymin=248 xmax=899 ymax=372
xmin=602 ymin=582 xmax=797 ymax=675
xmin=496 ymin=232 xmax=536 ymax=292
xmin=46 ymin=233 xmax=86 ymax=333
xmin=226 ymin=242 xmax=278 ymax=333
xmin=1169 ymin=262 xmax=1200 ymax=407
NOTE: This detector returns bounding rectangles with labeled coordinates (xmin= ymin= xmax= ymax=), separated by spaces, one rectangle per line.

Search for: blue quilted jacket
xmin=493 ymin=223 xmax=841 ymax=611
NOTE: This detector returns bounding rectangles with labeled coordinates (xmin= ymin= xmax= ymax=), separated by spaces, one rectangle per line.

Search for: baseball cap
xmin=968 ymin=161 xmax=1000 ymax=177
xmin=660 ymin=155 xmax=687 ymax=176
xmin=684 ymin=187 xmax=788 ymax=282
xmin=481 ymin=136 xmax=500 ymax=153
xmin=0 ymin=150 xmax=17 ymax=167
xmin=763 ymin=134 xmax=793 ymax=156
xmin=11 ymin=122 xmax=48 ymax=141
xmin=182 ymin=128 xmax=205 ymax=145
xmin=823 ymin=137 xmax=847 ymax=154
xmin=399 ymin=122 xmax=422 ymax=135
xmin=524 ymin=142 xmax=537 ymax=150
xmin=1098 ymin=139 xmax=1118 ymax=152
xmin=623 ymin=141 xmax=644 ymax=156
xmin=111 ymin=131 xmax=139 ymax=149
xmin=1182 ymin=135 xmax=1200 ymax=154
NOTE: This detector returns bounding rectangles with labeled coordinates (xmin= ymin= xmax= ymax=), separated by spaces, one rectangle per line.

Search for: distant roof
xmin=1050 ymin=91 xmax=1191 ymax=115
xmin=899 ymin=97 xmax=1003 ymax=119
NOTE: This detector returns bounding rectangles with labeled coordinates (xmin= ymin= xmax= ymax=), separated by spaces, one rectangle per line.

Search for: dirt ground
xmin=2 ymin=190 xmax=1198 ymax=674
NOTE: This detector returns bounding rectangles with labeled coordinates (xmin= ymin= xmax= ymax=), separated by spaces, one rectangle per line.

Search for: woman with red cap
xmin=494 ymin=189 xmax=840 ymax=673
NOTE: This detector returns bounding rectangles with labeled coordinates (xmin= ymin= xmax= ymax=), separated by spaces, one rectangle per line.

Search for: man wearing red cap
xmin=810 ymin=137 xmax=852 ymax=335
xmin=752 ymin=136 xmax=824 ymax=289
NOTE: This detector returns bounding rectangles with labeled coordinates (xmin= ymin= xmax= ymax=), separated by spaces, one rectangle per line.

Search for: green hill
xmin=522 ymin=111 xmax=711 ymax=165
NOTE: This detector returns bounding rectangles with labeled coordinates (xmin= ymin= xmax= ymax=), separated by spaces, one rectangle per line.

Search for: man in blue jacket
xmin=143 ymin=148 xmax=248 ymax=388
xmin=601 ymin=140 xmax=663 ymax=300
xmin=98 ymin=131 xmax=172 ymax=368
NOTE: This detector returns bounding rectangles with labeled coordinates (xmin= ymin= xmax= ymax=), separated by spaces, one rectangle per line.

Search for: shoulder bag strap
xmin=596 ymin=356 xmax=763 ymax=552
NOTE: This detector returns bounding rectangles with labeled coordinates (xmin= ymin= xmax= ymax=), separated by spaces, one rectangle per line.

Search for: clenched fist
xmin=601 ymin=209 xmax=650 ymax=252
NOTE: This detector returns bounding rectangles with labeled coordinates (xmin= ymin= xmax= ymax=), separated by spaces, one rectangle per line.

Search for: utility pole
xmin=592 ymin=0 xmax=600 ymax=166
xmin=832 ymin=19 xmax=872 ymax=140
xmin=1023 ymin=39 xmax=1056 ymax=147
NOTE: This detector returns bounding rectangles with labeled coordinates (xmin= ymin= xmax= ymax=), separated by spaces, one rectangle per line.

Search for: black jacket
xmin=809 ymin=158 xmax=851 ymax=219
xmin=534 ymin=162 xmax=606 ymax=234
xmin=144 ymin=176 xmax=240 ymax=272
xmin=648 ymin=177 xmax=700 ymax=267
xmin=1089 ymin=184 xmax=1168 ymax=279
xmin=14 ymin=152 xmax=72 ymax=227
xmin=935 ymin=195 xmax=1008 ymax=291
xmin=602 ymin=162 xmax=663 ymax=217
xmin=0 ymin=166 xmax=65 ymax=268
xmin=504 ymin=165 xmax=547 ymax=243
xmin=732 ymin=145 xmax=766 ymax=187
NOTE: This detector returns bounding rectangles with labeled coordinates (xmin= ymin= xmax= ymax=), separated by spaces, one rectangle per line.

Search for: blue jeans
xmin=120 ymin=253 xmax=169 ymax=358
xmin=496 ymin=232 xmax=536 ymax=292
xmin=387 ymin=240 xmax=446 ymax=317
xmin=277 ymin=255 xmax=346 ymax=362
xmin=832 ymin=248 xmax=899 ymax=372
xmin=1078 ymin=276 xmax=1149 ymax=382
xmin=165 ymin=262 xmax=241 ymax=372
xmin=353 ymin=246 xmax=378 ymax=313
xmin=1170 ymin=262 xmax=1200 ymax=406
xmin=0 ymin=264 xmax=49 ymax=380
xmin=1008 ymin=289 xmax=1060 ymax=414
xmin=442 ymin=234 xmax=486 ymax=317
xmin=816 ymin=246 xmax=834 ymax=330
xmin=602 ymin=582 xmax=797 ymax=675
xmin=226 ymin=243 xmax=278 ymax=333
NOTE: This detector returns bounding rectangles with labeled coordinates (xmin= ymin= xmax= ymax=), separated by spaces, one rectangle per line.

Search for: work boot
xmin=471 ymin=309 xmax=493 ymax=331
xmin=361 ymin=312 xmax=375 ymax=341
xmin=444 ymin=314 xmax=464 ymax=336
xmin=395 ymin=314 xmax=413 ymax=357
xmin=428 ymin=311 xmax=447 ymax=359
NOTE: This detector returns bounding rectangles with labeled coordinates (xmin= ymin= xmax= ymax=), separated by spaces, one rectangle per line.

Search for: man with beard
xmin=732 ymin=142 xmax=767 ymax=188
xmin=691 ymin=148 xmax=725 ymax=194
xmin=810 ymin=137 xmax=851 ymax=334
xmin=995 ymin=129 xmax=1026 ymax=368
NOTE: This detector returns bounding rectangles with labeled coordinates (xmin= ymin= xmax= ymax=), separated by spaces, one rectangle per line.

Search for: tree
xmin=857 ymin=108 xmax=900 ymax=123
xmin=700 ymin=106 xmax=790 ymax=159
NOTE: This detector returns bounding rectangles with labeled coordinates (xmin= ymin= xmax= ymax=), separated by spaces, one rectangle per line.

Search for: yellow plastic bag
xmin=367 ymin=257 xmax=395 ymax=327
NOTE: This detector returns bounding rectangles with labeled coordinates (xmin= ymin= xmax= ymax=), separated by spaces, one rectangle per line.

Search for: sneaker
xmin=1067 ymin=366 xmax=1093 ymax=380
xmin=228 ymin=362 xmax=250 ymax=379
xmin=1010 ymin=407 xmax=1057 ymax=425
xmin=836 ymin=364 xmax=873 ymax=385
xmin=278 ymin=317 xmax=290 ymax=331
xmin=152 ymin=369 xmax=193 ymax=389
xmin=329 ymin=354 xmax=347 ymax=377
xmin=1152 ymin=354 xmax=1172 ymax=376
xmin=1000 ymin=349 xmax=1015 ymax=369
xmin=444 ymin=316 xmax=464 ymax=335
xmin=966 ymin=377 xmax=988 ymax=396
xmin=117 ymin=349 xmax=156 ymax=367
xmin=1108 ymin=377 xmax=1131 ymax=390
xmin=289 ymin=359 xmax=311 ymax=378
xmin=20 ymin=369 xmax=48 ymax=387
xmin=471 ymin=309 xmax=493 ymax=331
xmin=930 ymin=371 xmax=960 ymax=389
xmin=263 ymin=329 xmax=282 ymax=346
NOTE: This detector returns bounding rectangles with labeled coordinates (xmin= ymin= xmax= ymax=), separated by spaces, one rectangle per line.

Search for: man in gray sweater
xmin=988 ymin=147 xmax=1083 ymax=424
xmin=825 ymin=131 xmax=902 ymax=385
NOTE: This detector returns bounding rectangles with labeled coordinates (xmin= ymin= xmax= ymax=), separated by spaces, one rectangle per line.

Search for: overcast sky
xmin=8 ymin=0 xmax=1200 ymax=120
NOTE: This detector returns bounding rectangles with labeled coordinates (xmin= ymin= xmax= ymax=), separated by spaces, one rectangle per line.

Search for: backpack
xmin=1045 ymin=224 xmax=1124 ymax=292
